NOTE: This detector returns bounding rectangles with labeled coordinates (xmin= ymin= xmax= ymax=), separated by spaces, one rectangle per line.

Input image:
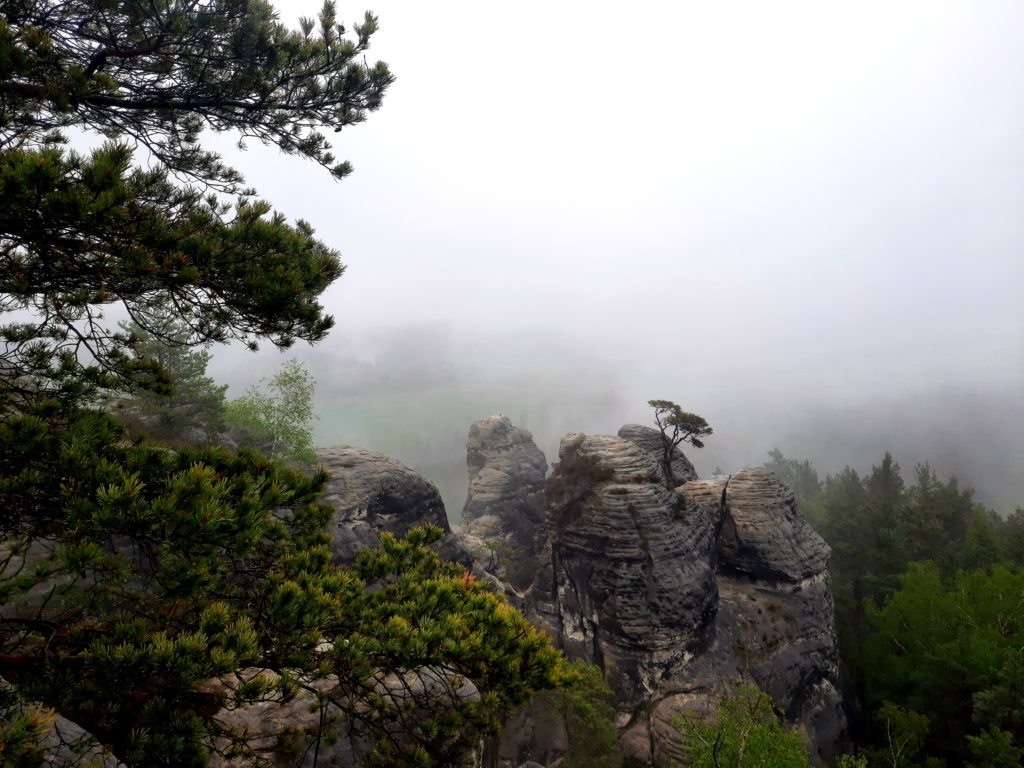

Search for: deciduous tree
xmin=224 ymin=358 xmax=316 ymax=464
xmin=674 ymin=685 xmax=812 ymax=768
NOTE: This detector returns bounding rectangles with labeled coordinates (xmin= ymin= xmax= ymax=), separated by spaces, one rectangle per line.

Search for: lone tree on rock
xmin=648 ymin=399 xmax=713 ymax=487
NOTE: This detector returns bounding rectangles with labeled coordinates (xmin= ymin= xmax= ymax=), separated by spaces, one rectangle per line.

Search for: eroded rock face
xmin=540 ymin=432 xmax=718 ymax=707
xmin=716 ymin=468 xmax=830 ymax=581
xmin=317 ymin=426 xmax=849 ymax=767
xmin=484 ymin=695 xmax=570 ymax=768
xmin=316 ymin=445 xmax=456 ymax=565
xmin=461 ymin=416 xmax=548 ymax=590
xmin=205 ymin=667 xmax=480 ymax=768
xmin=522 ymin=426 xmax=847 ymax=767
xmin=617 ymin=424 xmax=698 ymax=487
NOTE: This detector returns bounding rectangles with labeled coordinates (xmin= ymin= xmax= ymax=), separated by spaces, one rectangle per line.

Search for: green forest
xmin=765 ymin=448 xmax=1024 ymax=768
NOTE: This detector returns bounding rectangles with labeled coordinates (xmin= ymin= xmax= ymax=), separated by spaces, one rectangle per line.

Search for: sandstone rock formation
xmin=313 ymin=424 xmax=849 ymax=768
xmin=522 ymin=430 xmax=847 ymax=767
xmin=617 ymin=423 xmax=698 ymax=487
xmin=539 ymin=433 xmax=718 ymax=708
xmin=316 ymin=445 xmax=462 ymax=565
xmin=460 ymin=416 xmax=549 ymax=590
xmin=204 ymin=667 xmax=480 ymax=768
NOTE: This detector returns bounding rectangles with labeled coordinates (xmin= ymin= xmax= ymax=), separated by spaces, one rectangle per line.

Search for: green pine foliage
xmin=861 ymin=564 xmax=1024 ymax=766
xmin=529 ymin=659 xmax=623 ymax=768
xmin=0 ymin=403 xmax=567 ymax=766
xmin=1 ymin=0 xmax=390 ymax=401
xmin=0 ymin=1 xmax=570 ymax=764
xmin=647 ymin=399 xmax=712 ymax=487
xmin=764 ymin=447 xmax=1024 ymax=768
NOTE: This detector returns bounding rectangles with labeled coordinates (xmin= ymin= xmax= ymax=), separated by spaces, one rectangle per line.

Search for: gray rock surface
xmin=461 ymin=416 xmax=549 ymax=589
xmin=0 ymin=677 xmax=124 ymax=767
xmin=716 ymin=468 xmax=830 ymax=581
xmin=485 ymin=695 xmax=570 ymax=768
xmin=617 ymin=423 xmax=698 ymax=486
xmin=205 ymin=667 xmax=479 ymax=768
xmin=515 ymin=424 xmax=847 ymax=767
xmin=539 ymin=432 xmax=718 ymax=707
xmin=310 ymin=426 xmax=849 ymax=767
xmin=316 ymin=445 xmax=458 ymax=565
xmin=677 ymin=475 xmax=730 ymax=531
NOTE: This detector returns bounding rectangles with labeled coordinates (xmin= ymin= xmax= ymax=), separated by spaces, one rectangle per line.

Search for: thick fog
xmin=208 ymin=1 xmax=1024 ymax=515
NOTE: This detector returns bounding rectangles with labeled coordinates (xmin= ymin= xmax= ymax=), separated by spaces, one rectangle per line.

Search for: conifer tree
xmin=0 ymin=1 xmax=569 ymax=764
xmin=111 ymin=315 xmax=228 ymax=443
xmin=647 ymin=399 xmax=712 ymax=487
xmin=1 ymin=0 xmax=392 ymax=401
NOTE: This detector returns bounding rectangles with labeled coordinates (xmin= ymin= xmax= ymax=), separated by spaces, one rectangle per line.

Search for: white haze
xmin=208 ymin=1 xmax=1024 ymax=514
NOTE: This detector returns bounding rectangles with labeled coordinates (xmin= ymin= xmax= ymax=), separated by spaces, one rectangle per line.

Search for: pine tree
xmin=1 ymin=0 xmax=392 ymax=401
xmin=111 ymin=315 xmax=228 ymax=444
xmin=0 ymin=406 xmax=567 ymax=765
xmin=647 ymin=399 xmax=712 ymax=487
xmin=0 ymin=1 xmax=569 ymax=763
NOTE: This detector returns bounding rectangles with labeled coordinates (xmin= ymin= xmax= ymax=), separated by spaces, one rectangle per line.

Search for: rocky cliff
xmin=460 ymin=416 xmax=549 ymax=590
xmin=539 ymin=432 xmax=718 ymax=709
xmin=316 ymin=444 xmax=469 ymax=567
xmin=312 ymin=423 xmax=849 ymax=768
xmin=455 ymin=420 xmax=848 ymax=768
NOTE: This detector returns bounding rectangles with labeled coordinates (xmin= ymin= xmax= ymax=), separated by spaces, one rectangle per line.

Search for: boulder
xmin=316 ymin=445 xmax=462 ymax=565
xmin=204 ymin=667 xmax=480 ymax=768
xmin=716 ymin=468 xmax=830 ymax=581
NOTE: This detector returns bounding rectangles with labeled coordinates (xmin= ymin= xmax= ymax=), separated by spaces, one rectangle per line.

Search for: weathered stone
xmin=617 ymin=423 xmax=698 ymax=486
xmin=204 ymin=670 xmax=362 ymax=768
xmin=462 ymin=416 xmax=548 ymax=589
xmin=677 ymin=475 xmax=730 ymax=531
xmin=618 ymin=718 xmax=654 ymax=768
xmin=657 ymin=567 xmax=846 ymax=766
xmin=318 ymin=426 xmax=850 ymax=768
xmin=316 ymin=445 xmax=454 ymax=565
xmin=486 ymin=695 xmax=570 ymax=768
xmin=205 ymin=667 xmax=480 ymax=768
xmin=520 ymin=424 xmax=847 ymax=767
xmin=716 ymin=468 xmax=830 ymax=581
xmin=541 ymin=432 xmax=718 ymax=707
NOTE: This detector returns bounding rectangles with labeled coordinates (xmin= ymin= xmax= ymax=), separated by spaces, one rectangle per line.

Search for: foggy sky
xmin=209 ymin=1 xmax=1024 ymax=511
